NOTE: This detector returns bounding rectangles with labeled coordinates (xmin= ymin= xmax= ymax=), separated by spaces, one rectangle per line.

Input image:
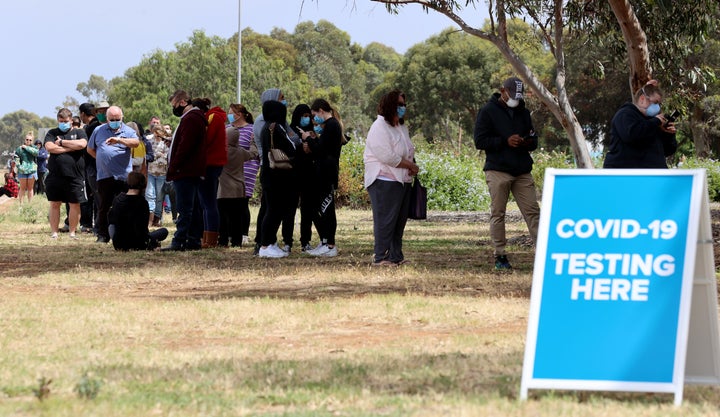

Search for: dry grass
xmin=0 ymin=197 xmax=719 ymax=416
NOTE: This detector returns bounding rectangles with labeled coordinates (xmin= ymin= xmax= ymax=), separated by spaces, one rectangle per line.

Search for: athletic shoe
xmin=258 ymin=244 xmax=289 ymax=258
xmin=309 ymin=244 xmax=337 ymax=257
xmin=282 ymin=244 xmax=291 ymax=254
xmin=50 ymin=233 xmax=58 ymax=239
xmin=301 ymin=243 xmax=314 ymax=252
xmin=494 ymin=255 xmax=512 ymax=270
xmin=242 ymin=235 xmax=250 ymax=246
xmin=69 ymin=234 xmax=78 ymax=240
xmin=59 ymin=225 xmax=69 ymax=233
xmin=372 ymin=259 xmax=396 ymax=267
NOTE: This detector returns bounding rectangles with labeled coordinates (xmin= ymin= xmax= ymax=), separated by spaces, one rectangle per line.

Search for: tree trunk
xmin=607 ymin=0 xmax=653 ymax=91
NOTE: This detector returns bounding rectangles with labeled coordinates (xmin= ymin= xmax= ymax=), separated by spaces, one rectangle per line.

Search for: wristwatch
xmin=59 ymin=139 xmax=63 ymax=147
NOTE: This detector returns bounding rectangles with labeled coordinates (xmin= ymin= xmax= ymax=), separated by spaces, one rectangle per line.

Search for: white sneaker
xmin=305 ymin=243 xmax=325 ymax=255
xmin=282 ymin=244 xmax=290 ymax=253
xmin=258 ymin=244 xmax=289 ymax=258
xmin=309 ymin=244 xmax=338 ymax=257
xmin=242 ymin=235 xmax=250 ymax=245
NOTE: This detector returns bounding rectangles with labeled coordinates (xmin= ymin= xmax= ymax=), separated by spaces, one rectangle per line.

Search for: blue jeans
xmin=171 ymin=177 xmax=203 ymax=249
xmin=197 ymin=165 xmax=223 ymax=232
xmin=146 ymin=174 xmax=167 ymax=218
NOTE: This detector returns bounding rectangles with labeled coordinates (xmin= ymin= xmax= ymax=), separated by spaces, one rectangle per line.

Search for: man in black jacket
xmin=474 ymin=77 xmax=540 ymax=270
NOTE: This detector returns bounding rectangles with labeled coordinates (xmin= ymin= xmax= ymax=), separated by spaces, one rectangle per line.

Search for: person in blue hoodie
xmin=474 ymin=77 xmax=540 ymax=271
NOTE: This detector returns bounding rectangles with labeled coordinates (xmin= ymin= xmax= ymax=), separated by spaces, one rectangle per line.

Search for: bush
xmin=415 ymin=151 xmax=489 ymax=211
xmin=677 ymin=157 xmax=720 ymax=202
xmin=531 ymin=150 xmax=576 ymax=198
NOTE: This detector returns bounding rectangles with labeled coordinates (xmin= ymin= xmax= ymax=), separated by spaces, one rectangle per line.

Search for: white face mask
xmin=506 ymin=98 xmax=520 ymax=108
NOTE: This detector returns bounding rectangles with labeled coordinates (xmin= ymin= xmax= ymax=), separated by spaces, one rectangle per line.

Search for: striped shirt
xmin=237 ymin=124 xmax=259 ymax=198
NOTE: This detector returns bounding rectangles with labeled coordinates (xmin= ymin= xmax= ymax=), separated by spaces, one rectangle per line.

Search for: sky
xmin=1 ymin=0 xmax=488 ymax=120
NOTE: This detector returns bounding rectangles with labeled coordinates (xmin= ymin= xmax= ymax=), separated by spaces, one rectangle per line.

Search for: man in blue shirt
xmin=87 ymin=105 xmax=139 ymax=243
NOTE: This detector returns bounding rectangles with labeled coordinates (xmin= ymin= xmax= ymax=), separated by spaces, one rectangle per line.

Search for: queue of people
xmin=3 ymin=77 xmax=677 ymax=268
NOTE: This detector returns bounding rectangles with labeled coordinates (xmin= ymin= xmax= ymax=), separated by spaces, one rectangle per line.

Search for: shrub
xmin=677 ymin=157 xmax=720 ymax=202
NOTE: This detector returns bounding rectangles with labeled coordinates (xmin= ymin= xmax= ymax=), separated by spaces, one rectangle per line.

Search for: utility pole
xmin=237 ymin=0 xmax=242 ymax=103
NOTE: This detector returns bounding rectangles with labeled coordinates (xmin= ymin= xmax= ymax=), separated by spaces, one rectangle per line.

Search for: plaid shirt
xmin=4 ymin=177 xmax=18 ymax=197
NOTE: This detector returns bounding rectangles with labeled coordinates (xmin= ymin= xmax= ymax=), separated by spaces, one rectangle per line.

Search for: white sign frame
xmin=520 ymin=169 xmax=719 ymax=405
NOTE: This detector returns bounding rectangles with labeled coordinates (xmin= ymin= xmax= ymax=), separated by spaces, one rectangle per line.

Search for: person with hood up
xmin=257 ymin=100 xmax=298 ymax=258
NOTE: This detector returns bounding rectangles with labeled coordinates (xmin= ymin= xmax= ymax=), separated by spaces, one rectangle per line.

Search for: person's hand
xmin=302 ymin=142 xmax=311 ymax=154
xmin=508 ymin=134 xmax=524 ymax=148
xmin=409 ymin=162 xmax=419 ymax=177
xmin=106 ymin=137 xmax=121 ymax=145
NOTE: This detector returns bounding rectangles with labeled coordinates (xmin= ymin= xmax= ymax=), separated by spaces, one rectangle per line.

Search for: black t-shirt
xmin=108 ymin=192 xmax=150 ymax=250
xmin=44 ymin=127 xmax=87 ymax=177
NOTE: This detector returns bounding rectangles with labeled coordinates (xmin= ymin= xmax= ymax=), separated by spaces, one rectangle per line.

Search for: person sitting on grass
xmin=109 ymin=171 xmax=168 ymax=251
xmin=0 ymin=172 xmax=19 ymax=198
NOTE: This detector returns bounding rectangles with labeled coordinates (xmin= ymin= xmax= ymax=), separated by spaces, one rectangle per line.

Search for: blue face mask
xmin=313 ymin=115 xmax=324 ymax=124
xmin=58 ymin=122 xmax=71 ymax=132
xmin=228 ymin=113 xmax=235 ymax=123
xmin=397 ymin=106 xmax=407 ymax=119
xmin=108 ymin=120 xmax=122 ymax=130
xmin=300 ymin=116 xmax=311 ymax=127
xmin=646 ymin=103 xmax=661 ymax=117
xmin=281 ymin=100 xmax=288 ymax=107
xmin=313 ymin=125 xmax=324 ymax=135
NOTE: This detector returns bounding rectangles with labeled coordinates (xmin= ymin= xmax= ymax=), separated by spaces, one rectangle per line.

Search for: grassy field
xmin=1 ymin=197 xmax=719 ymax=416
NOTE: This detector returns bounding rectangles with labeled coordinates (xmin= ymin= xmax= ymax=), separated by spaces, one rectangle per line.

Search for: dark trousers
xmin=367 ymin=179 xmax=412 ymax=263
xmin=260 ymin=174 xmax=296 ymax=247
xmin=96 ymin=177 xmax=128 ymax=239
xmin=299 ymin=187 xmax=320 ymax=246
xmin=218 ymin=198 xmax=244 ymax=247
xmin=239 ymin=197 xmax=251 ymax=237
xmin=312 ymin=183 xmax=337 ymax=246
xmin=171 ymin=177 xmax=203 ymax=250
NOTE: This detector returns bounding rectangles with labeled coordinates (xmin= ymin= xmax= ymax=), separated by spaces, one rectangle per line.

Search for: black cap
xmin=502 ymin=77 xmax=524 ymax=100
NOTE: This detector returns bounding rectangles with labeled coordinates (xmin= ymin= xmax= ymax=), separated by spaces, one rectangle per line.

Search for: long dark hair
xmin=377 ymin=90 xmax=405 ymax=126
xmin=229 ymin=103 xmax=254 ymax=124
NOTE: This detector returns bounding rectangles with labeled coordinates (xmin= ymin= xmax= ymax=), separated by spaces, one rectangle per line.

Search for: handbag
xmin=408 ymin=177 xmax=427 ymax=220
xmin=267 ymin=123 xmax=293 ymax=170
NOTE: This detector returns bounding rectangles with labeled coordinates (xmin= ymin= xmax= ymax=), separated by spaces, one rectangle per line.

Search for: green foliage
xmin=74 ymin=372 xmax=102 ymax=400
xmin=679 ymin=157 xmax=720 ymax=202
xmin=530 ymin=150 xmax=577 ymax=197
xmin=17 ymin=204 xmax=41 ymax=224
xmin=337 ymin=140 xmax=368 ymax=209
xmin=416 ymin=149 xmax=489 ymax=211
xmin=0 ymin=111 xmax=54 ymax=153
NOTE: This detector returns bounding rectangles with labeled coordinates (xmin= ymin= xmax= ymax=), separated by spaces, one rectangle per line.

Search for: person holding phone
xmin=604 ymin=80 xmax=678 ymax=168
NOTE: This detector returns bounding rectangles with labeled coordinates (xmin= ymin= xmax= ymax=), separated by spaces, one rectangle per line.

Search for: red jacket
xmin=3 ymin=177 xmax=18 ymax=197
xmin=205 ymin=106 xmax=228 ymax=167
xmin=167 ymin=108 xmax=207 ymax=181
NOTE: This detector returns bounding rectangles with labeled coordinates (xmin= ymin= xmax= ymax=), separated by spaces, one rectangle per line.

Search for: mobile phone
xmin=664 ymin=110 xmax=680 ymax=126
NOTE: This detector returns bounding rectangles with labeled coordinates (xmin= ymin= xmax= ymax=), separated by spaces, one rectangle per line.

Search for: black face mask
xmin=172 ymin=104 xmax=186 ymax=117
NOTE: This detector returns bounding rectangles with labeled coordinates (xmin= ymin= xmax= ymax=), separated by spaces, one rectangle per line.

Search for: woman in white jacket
xmin=363 ymin=90 xmax=419 ymax=266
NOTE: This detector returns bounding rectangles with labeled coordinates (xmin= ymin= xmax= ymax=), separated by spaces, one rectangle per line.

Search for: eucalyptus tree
xmin=367 ymin=0 xmax=720 ymax=168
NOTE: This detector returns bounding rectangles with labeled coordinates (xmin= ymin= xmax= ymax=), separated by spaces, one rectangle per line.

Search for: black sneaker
xmin=494 ymin=255 xmax=512 ymax=270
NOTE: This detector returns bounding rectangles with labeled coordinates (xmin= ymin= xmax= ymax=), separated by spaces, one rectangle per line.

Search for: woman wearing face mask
xmin=604 ymin=80 xmax=678 ymax=168
xmin=364 ymin=90 xmax=419 ymax=266
xmin=298 ymin=98 xmax=344 ymax=257
xmin=290 ymin=103 xmax=320 ymax=252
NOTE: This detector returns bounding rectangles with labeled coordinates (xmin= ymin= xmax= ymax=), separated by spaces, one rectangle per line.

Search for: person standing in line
xmin=473 ymin=76 xmax=540 ymax=270
xmin=364 ymin=90 xmax=419 ymax=266
xmin=44 ymin=108 xmax=88 ymax=239
xmin=192 ymin=98 xmax=227 ymax=248
xmin=15 ymin=132 xmax=39 ymax=204
xmin=164 ymin=90 xmax=207 ymax=251
xmin=257 ymin=100 xmax=298 ymax=258
xmin=603 ymin=80 xmax=678 ymax=168
xmin=78 ymin=102 xmax=101 ymax=234
xmin=87 ymin=105 xmax=140 ymax=243
xmin=290 ymin=103 xmax=320 ymax=252
xmin=226 ymin=103 xmax=259 ymax=246
xmin=301 ymin=98 xmax=343 ymax=257
xmin=252 ymin=88 xmax=299 ymax=255
xmin=34 ymin=139 xmax=48 ymax=195
xmin=146 ymin=125 xmax=170 ymax=226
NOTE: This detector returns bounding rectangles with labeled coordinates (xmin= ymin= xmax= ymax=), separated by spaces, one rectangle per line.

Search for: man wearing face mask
xmin=474 ymin=76 xmax=540 ymax=271
xmin=44 ymin=108 xmax=88 ymax=239
xmin=163 ymin=89 xmax=208 ymax=251
xmin=604 ymin=81 xmax=678 ymax=168
xmin=87 ymin=105 xmax=140 ymax=243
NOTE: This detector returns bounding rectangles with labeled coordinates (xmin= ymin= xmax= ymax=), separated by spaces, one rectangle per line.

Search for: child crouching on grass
xmin=109 ymin=172 xmax=168 ymax=251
